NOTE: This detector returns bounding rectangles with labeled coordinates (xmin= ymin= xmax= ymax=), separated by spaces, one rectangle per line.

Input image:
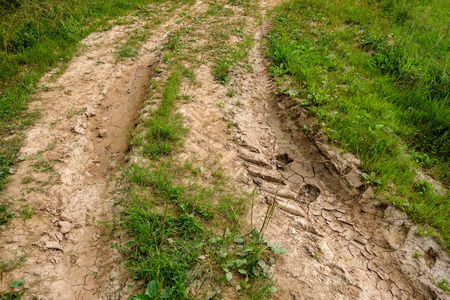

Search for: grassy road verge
xmin=267 ymin=0 xmax=450 ymax=250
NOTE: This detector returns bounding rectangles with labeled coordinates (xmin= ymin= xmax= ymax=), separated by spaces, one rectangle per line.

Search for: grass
xmin=267 ymin=0 xmax=450 ymax=250
xmin=134 ymin=68 xmax=186 ymax=159
xmin=117 ymin=27 xmax=154 ymax=60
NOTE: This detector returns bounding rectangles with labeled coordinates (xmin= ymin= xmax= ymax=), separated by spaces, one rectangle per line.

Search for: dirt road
xmin=0 ymin=0 xmax=449 ymax=299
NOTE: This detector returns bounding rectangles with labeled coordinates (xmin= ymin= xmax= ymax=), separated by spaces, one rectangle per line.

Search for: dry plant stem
xmin=250 ymin=185 xmax=256 ymax=230
xmin=158 ymin=277 xmax=164 ymax=296
xmin=260 ymin=176 xmax=282 ymax=238
xmin=159 ymin=203 xmax=169 ymax=244
xmin=226 ymin=196 xmax=239 ymax=229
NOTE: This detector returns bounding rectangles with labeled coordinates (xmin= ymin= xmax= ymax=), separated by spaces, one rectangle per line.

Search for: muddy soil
xmin=0 ymin=0 xmax=449 ymax=299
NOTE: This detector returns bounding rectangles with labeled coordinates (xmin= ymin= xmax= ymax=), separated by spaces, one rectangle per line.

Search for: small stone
xmin=98 ymin=129 xmax=107 ymax=138
xmin=198 ymin=255 xmax=206 ymax=260
xmin=45 ymin=241 xmax=63 ymax=251
xmin=59 ymin=221 xmax=72 ymax=234
xmin=53 ymin=231 xmax=64 ymax=241
xmin=344 ymin=168 xmax=364 ymax=188
xmin=71 ymin=125 xmax=86 ymax=135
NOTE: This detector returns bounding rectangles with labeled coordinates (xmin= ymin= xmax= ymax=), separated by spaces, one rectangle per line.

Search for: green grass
xmin=213 ymin=34 xmax=254 ymax=84
xmin=117 ymin=27 xmax=154 ymax=60
xmin=135 ymin=69 xmax=187 ymax=159
xmin=267 ymin=0 xmax=450 ymax=250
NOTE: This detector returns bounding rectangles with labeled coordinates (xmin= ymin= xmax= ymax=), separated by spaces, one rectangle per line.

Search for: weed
xmin=361 ymin=172 xmax=382 ymax=186
xmin=432 ymin=275 xmax=450 ymax=294
xmin=19 ymin=204 xmax=35 ymax=220
xmin=67 ymin=107 xmax=86 ymax=119
xmin=207 ymin=2 xmax=233 ymax=16
xmin=228 ymin=121 xmax=238 ymax=128
xmin=117 ymin=28 xmax=151 ymax=60
xmin=40 ymin=84 xmax=51 ymax=92
xmin=412 ymin=250 xmax=422 ymax=259
xmin=213 ymin=61 xmax=231 ymax=84
xmin=226 ymin=88 xmax=235 ymax=98
xmin=0 ymin=204 xmax=14 ymax=226
xmin=118 ymin=46 xmax=138 ymax=58
xmin=139 ymin=70 xmax=187 ymax=159
xmin=0 ymin=277 xmax=27 ymax=299
xmin=32 ymin=156 xmax=54 ymax=173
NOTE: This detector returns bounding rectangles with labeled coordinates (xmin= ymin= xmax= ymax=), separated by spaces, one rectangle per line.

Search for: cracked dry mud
xmin=1 ymin=0 xmax=449 ymax=299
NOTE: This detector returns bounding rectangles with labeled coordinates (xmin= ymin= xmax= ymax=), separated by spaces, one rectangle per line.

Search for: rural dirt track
xmin=0 ymin=0 xmax=449 ymax=299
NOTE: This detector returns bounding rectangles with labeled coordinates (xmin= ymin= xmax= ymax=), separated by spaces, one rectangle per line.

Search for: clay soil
xmin=0 ymin=0 xmax=449 ymax=299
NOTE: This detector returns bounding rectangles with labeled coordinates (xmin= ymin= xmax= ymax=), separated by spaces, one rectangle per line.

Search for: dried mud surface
xmin=1 ymin=0 xmax=449 ymax=299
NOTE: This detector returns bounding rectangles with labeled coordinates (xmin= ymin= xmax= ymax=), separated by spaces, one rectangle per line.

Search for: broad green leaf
xmin=257 ymin=260 xmax=266 ymax=269
xmin=237 ymin=269 xmax=247 ymax=275
xmin=145 ymin=280 xmax=157 ymax=295
xmin=226 ymin=272 xmax=233 ymax=282
xmin=234 ymin=235 xmax=245 ymax=244
xmin=10 ymin=278 xmax=24 ymax=289
xmin=270 ymin=242 xmax=288 ymax=255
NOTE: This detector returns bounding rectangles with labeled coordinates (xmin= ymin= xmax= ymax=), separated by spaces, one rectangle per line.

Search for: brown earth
xmin=0 ymin=0 xmax=449 ymax=299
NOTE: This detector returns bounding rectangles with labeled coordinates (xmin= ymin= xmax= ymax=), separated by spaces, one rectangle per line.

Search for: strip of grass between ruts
xmin=267 ymin=0 xmax=450 ymax=251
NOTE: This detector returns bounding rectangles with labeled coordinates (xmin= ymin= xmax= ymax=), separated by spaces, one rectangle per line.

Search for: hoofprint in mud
xmin=0 ymin=0 xmax=449 ymax=299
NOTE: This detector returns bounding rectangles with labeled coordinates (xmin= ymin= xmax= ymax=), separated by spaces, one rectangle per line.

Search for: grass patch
xmin=117 ymin=28 xmax=152 ymax=60
xmin=213 ymin=34 xmax=254 ymax=84
xmin=135 ymin=70 xmax=187 ymax=159
xmin=268 ymin=0 xmax=450 ymax=250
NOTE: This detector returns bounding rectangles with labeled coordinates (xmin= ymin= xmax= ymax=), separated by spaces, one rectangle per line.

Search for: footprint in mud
xmin=303 ymin=183 xmax=320 ymax=201
xmin=275 ymin=153 xmax=294 ymax=168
